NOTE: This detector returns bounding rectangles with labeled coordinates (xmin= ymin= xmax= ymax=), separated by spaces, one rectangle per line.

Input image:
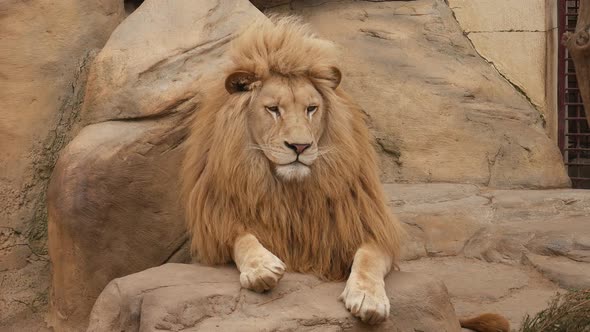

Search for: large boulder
xmin=47 ymin=1 xmax=265 ymax=331
xmin=87 ymin=263 xmax=462 ymax=332
xmin=47 ymin=117 xmax=191 ymax=331
xmin=0 ymin=0 xmax=125 ymax=326
xmin=271 ymin=0 xmax=569 ymax=187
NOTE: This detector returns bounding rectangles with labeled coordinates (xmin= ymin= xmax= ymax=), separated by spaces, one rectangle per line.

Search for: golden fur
xmin=181 ymin=16 xmax=402 ymax=281
xmin=460 ymin=314 xmax=510 ymax=332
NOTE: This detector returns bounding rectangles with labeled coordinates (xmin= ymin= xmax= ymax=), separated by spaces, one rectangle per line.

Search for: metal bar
xmin=569 ymin=178 xmax=590 ymax=181
xmin=558 ymin=0 xmax=590 ymax=188
xmin=558 ymin=0 xmax=567 ymax=152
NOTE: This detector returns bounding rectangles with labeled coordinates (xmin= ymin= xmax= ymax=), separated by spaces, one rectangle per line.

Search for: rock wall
xmin=269 ymin=0 xmax=569 ymax=187
xmin=0 ymin=0 xmax=125 ymax=326
xmin=447 ymin=0 xmax=559 ymax=140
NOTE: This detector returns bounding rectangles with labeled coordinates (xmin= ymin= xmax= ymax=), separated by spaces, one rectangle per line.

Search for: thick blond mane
xmin=182 ymin=16 xmax=402 ymax=281
xmin=230 ymin=16 xmax=340 ymax=85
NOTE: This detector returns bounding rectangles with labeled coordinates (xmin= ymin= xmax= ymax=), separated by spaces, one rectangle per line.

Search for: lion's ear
xmin=225 ymin=71 xmax=258 ymax=94
xmin=327 ymin=67 xmax=342 ymax=89
xmin=314 ymin=66 xmax=342 ymax=89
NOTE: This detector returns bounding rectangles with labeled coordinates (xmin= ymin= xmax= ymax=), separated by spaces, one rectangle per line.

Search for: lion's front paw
xmin=239 ymin=251 xmax=286 ymax=293
xmin=339 ymin=276 xmax=390 ymax=324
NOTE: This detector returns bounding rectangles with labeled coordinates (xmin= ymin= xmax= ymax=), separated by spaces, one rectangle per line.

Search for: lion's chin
xmin=275 ymin=163 xmax=311 ymax=181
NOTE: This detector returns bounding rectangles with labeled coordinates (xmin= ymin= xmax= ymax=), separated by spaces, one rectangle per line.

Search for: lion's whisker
xmin=247 ymin=145 xmax=287 ymax=155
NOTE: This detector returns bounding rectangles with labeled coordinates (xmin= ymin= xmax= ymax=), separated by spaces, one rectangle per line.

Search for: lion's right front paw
xmin=339 ymin=275 xmax=390 ymax=325
xmin=239 ymin=252 xmax=286 ymax=293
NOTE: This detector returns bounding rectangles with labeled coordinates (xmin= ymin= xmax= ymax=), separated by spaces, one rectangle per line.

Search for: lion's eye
xmin=265 ymin=106 xmax=280 ymax=116
xmin=306 ymin=105 xmax=318 ymax=114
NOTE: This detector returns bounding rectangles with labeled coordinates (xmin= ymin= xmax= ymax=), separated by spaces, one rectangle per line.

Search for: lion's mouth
xmin=277 ymin=158 xmax=311 ymax=167
xmin=274 ymin=161 xmax=311 ymax=181
xmin=284 ymin=161 xmax=308 ymax=166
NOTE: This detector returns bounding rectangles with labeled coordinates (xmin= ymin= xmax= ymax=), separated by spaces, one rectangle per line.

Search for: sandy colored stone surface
xmin=392 ymin=184 xmax=590 ymax=329
xmin=402 ymin=257 xmax=563 ymax=329
xmin=88 ymin=264 xmax=461 ymax=332
xmin=271 ymin=0 xmax=569 ymax=188
xmin=0 ymin=0 xmax=125 ymax=325
xmin=81 ymin=0 xmax=265 ymax=125
xmin=447 ymin=0 xmax=546 ymax=32
xmin=47 ymin=118 xmax=191 ymax=332
xmin=468 ymin=32 xmax=546 ymax=110
xmin=525 ymin=254 xmax=590 ymax=290
xmin=447 ymin=0 xmax=555 ymax=124
xmin=0 ymin=311 xmax=53 ymax=332
xmin=384 ymin=184 xmax=590 ymax=262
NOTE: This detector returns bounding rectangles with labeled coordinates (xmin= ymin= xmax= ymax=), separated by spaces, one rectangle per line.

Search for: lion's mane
xmin=182 ymin=16 xmax=402 ymax=281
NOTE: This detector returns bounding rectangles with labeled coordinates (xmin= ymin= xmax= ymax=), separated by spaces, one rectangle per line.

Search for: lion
xmin=182 ymin=16 xmax=509 ymax=331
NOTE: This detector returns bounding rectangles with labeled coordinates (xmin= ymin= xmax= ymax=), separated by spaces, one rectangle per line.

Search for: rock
xmin=461 ymin=217 xmax=590 ymax=264
xmin=384 ymin=184 xmax=590 ymax=263
xmin=402 ymin=257 xmax=563 ymax=328
xmin=269 ymin=0 xmax=569 ymax=188
xmin=525 ymin=254 xmax=590 ymax=290
xmin=0 ymin=242 xmax=32 ymax=272
xmin=46 ymin=1 xmax=264 ymax=331
xmin=447 ymin=0 xmax=550 ymax=115
xmin=0 ymin=311 xmax=53 ymax=332
xmin=396 ymin=192 xmax=490 ymax=258
xmin=81 ymin=0 xmax=265 ymax=125
xmin=87 ymin=263 xmax=462 ymax=332
xmin=47 ymin=117 xmax=191 ymax=332
xmin=385 ymin=183 xmax=481 ymax=207
xmin=392 ymin=184 xmax=590 ymax=326
xmin=0 ymin=0 xmax=125 ymax=324
xmin=484 ymin=189 xmax=590 ymax=223
xmin=389 ymin=184 xmax=493 ymax=260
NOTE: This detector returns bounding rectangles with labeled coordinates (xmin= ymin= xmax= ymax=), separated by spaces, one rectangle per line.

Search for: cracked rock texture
xmin=270 ymin=0 xmax=568 ymax=187
xmin=393 ymin=184 xmax=590 ymax=327
xmin=447 ymin=0 xmax=558 ymax=136
xmin=388 ymin=184 xmax=590 ymax=263
xmin=402 ymin=257 xmax=563 ymax=329
xmin=0 ymin=0 xmax=125 ymax=327
xmin=87 ymin=264 xmax=461 ymax=332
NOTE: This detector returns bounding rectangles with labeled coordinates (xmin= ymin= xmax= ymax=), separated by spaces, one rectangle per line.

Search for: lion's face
xmin=248 ymin=76 xmax=325 ymax=181
xmin=225 ymin=66 xmax=341 ymax=182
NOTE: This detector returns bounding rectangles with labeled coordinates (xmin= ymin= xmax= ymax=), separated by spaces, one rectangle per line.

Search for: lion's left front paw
xmin=239 ymin=250 xmax=286 ymax=293
xmin=339 ymin=276 xmax=390 ymax=324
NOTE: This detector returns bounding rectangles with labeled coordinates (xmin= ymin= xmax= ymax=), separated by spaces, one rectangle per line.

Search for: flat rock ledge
xmin=87 ymin=263 xmax=462 ymax=332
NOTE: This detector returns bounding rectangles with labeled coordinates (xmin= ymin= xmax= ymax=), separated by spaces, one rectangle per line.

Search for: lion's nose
xmin=284 ymin=141 xmax=312 ymax=155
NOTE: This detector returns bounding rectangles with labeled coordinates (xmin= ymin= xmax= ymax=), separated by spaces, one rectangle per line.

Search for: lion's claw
xmin=240 ymin=253 xmax=286 ymax=293
xmin=339 ymin=277 xmax=390 ymax=324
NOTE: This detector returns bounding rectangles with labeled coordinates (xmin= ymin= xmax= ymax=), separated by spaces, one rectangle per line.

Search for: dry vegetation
xmin=519 ymin=289 xmax=590 ymax=332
